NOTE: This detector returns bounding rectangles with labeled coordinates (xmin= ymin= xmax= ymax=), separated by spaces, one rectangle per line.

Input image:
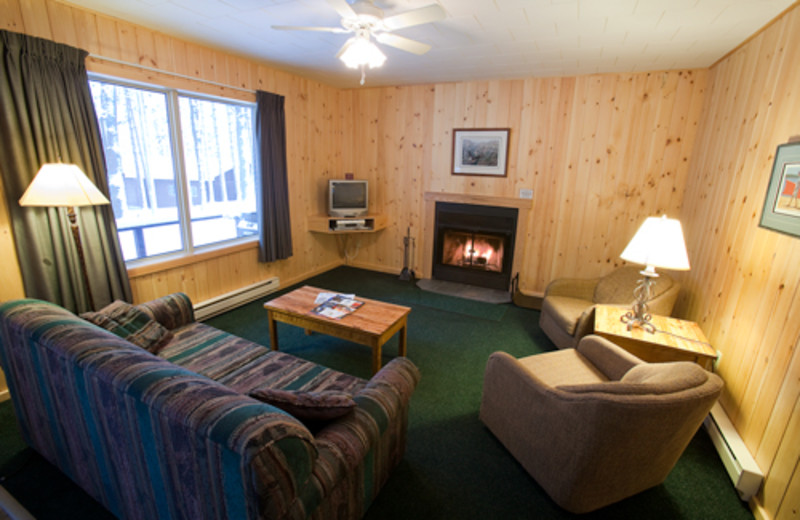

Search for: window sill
xmin=126 ymin=239 xmax=259 ymax=277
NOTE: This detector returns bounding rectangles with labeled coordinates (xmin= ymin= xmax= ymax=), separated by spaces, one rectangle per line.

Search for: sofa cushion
xmin=250 ymin=388 xmax=356 ymax=424
xmin=540 ymin=296 xmax=590 ymax=336
xmin=82 ymin=300 xmax=172 ymax=353
xmin=159 ymin=322 xmax=367 ymax=395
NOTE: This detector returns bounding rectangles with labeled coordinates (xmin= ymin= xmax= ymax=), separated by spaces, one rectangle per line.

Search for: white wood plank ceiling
xmin=62 ymin=0 xmax=796 ymax=87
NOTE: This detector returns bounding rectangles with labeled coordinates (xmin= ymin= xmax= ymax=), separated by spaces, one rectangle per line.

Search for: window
xmin=89 ymin=78 xmax=257 ymax=262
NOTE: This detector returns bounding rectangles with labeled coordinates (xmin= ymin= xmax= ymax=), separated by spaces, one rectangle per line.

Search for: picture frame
xmin=760 ymin=142 xmax=800 ymax=238
xmin=452 ymin=128 xmax=510 ymax=177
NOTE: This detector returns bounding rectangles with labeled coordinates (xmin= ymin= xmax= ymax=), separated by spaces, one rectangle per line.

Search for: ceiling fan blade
xmin=374 ymin=33 xmax=431 ymax=55
xmin=271 ymin=25 xmax=348 ymax=33
xmin=327 ymin=0 xmax=358 ymax=19
xmin=382 ymin=4 xmax=445 ymax=31
xmin=335 ymin=40 xmax=351 ymax=60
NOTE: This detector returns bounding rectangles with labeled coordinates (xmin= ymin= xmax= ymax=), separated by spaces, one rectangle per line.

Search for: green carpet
xmin=0 ymin=266 xmax=753 ymax=519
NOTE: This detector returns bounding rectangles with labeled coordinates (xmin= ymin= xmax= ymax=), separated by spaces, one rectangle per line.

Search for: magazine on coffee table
xmin=311 ymin=293 xmax=364 ymax=320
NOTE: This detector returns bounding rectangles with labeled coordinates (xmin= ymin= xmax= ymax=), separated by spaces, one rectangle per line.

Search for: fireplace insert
xmin=432 ymin=202 xmax=518 ymax=291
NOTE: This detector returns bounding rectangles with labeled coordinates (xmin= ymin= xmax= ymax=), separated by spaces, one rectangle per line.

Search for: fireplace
xmin=432 ymin=202 xmax=518 ymax=291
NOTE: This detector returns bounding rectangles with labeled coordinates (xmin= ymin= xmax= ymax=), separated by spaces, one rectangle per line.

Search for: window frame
xmin=89 ymin=73 xmax=259 ymax=268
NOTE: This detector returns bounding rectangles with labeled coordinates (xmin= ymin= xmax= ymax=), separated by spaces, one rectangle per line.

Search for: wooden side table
xmin=593 ymin=305 xmax=717 ymax=370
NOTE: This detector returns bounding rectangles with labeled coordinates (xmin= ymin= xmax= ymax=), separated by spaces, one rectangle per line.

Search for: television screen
xmin=329 ymin=180 xmax=368 ymax=217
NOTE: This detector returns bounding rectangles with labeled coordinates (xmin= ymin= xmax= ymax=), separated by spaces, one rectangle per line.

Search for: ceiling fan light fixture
xmin=339 ymin=35 xmax=386 ymax=69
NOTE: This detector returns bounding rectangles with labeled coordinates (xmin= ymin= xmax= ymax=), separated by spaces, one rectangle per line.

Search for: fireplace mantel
xmin=421 ymin=192 xmax=532 ymax=283
xmin=423 ymin=192 xmax=533 ymax=210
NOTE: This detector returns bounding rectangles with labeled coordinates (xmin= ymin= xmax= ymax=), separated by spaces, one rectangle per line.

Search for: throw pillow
xmin=82 ymin=300 xmax=173 ymax=353
xmin=249 ymin=388 xmax=356 ymax=423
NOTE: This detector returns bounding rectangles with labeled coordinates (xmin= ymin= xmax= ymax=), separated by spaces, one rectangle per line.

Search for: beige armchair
xmin=479 ymin=335 xmax=723 ymax=513
xmin=539 ymin=266 xmax=679 ymax=349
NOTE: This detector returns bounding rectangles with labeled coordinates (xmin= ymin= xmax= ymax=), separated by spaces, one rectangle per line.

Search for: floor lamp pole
xmin=66 ymin=206 xmax=95 ymax=311
xmin=18 ymin=163 xmax=110 ymax=313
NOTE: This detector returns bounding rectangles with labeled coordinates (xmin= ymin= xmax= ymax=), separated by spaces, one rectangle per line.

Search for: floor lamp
xmin=19 ymin=163 xmax=110 ymax=310
xmin=619 ymin=215 xmax=690 ymax=333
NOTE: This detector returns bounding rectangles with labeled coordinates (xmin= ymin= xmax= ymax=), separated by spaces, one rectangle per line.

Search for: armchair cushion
xmin=519 ymin=348 xmax=607 ymax=387
xmin=620 ymin=361 xmax=709 ymax=391
xmin=594 ymin=266 xmax=674 ymax=304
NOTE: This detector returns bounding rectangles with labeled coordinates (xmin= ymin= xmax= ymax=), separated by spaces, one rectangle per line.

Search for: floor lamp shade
xmin=19 ymin=163 xmax=110 ymax=310
xmin=19 ymin=163 xmax=110 ymax=207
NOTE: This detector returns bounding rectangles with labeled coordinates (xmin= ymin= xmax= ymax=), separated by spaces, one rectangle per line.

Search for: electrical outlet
xmin=519 ymin=189 xmax=533 ymax=199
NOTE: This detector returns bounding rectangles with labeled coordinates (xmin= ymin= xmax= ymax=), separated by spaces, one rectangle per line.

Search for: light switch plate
xmin=519 ymin=189 xmax=533 ymax=199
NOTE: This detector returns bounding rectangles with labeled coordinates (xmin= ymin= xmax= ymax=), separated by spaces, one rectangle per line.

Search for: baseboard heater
xmin=194 ymin=277 xmax=280 ymax=321
xmin=703 ymin=402 xmax=764 ymax=501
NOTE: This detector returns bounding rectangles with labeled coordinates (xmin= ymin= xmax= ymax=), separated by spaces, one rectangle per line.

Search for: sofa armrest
xmin=299 ymin=357 xmax=420 ymax=514
xmin=576 ymin=334 xmax=643 ymax=380
xmin=136 ymin=292 xmax=195 ymax=330
xmin=544 ymin=278 xmax=597 ymax=300
xmin=317 ymin=356 xmax=420 ymax=461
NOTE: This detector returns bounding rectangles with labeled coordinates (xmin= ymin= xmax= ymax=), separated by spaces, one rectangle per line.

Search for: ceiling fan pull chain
xmin=360 ymin=65 xmax=366 ymax=85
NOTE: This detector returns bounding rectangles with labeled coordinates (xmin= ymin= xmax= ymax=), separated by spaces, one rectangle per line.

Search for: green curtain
xmin=0 ymin=30 xmax=131 ymax=313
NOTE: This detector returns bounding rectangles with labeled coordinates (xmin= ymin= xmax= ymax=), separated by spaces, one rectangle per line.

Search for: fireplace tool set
xmin=399 ymin=226 xmax=416 ymax=281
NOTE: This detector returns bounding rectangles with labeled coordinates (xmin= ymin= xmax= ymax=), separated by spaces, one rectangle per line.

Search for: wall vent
xmin=194 ymin=277 xmax=280 ymax=321
xmin=703 ymin=402 xmax=764 ymax=501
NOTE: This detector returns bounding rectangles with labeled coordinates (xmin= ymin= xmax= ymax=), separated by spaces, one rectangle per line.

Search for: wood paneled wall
xmin=0 ymin=0 xmax=346 ymax=306
xmin=677 ymin=5 xmax=800 ymax=519
xmin=1 ymin=1 xmax=798 ymax=518
xmin=341 ymin=71 xmax=707 ymax=293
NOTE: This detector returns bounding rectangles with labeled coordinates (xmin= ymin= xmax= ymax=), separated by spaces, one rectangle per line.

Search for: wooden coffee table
xmin=593 ymin=305 xmax=718 ymax=370
xmin=264 ymin=285 xmax=411 ymax=374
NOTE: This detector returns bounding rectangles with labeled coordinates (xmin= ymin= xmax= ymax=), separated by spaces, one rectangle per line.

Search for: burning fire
xmin=442 ymin=231 xmax=504 ymax=271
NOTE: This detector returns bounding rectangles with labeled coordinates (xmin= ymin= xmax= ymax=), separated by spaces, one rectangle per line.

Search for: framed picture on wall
xmin=760 ymin=141 xmax=800 ymax=238
xmin=452 ymin=128 xmax=510 ymax=177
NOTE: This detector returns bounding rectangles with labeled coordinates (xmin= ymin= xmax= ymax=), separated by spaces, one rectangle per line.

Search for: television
xmin=328 ymin=179 xmax=368 ymax=218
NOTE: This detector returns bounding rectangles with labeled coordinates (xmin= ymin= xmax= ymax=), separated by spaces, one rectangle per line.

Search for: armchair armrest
xmin=576 ymin=335 xmax=643 ymax=380
xmin=544 ymin=278 xmax=597 ymax=300
xmin=136 ymin=292 xmax=195 ymax=330
xmin=572 ymin=306 xmax=597 ymax=343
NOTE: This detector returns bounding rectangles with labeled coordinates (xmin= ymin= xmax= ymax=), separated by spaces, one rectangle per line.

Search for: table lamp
xmin=619 ymin=215 xmax=690 ymax=333
xmin=19 ymin=163 xmax=110 ymax=310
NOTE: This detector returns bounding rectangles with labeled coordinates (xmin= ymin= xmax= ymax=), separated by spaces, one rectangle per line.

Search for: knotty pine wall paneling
xmin=2 ymin=2 xmax=799 ymax=517
xmin=0 ymin=0 xmax=345 ymax=306
xmin=343 ymin=70 xmax=707 ymax=293
xmin=677 ymin=4 xmax=800 ymax=519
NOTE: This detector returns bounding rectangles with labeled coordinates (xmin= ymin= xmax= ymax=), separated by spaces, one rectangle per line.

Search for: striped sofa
xmin=0 ymin=293 xmax=420 ymax=520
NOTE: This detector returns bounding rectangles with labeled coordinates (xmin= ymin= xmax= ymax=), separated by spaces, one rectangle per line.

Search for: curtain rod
xmin=88 ymin=54 xmax=255 ymax=94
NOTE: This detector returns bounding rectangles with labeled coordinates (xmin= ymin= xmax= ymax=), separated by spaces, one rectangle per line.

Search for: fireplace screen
xmin=441 ymin=230 xmax=505 ymax=272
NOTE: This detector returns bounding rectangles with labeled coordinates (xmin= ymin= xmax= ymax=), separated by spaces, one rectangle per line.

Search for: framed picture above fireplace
xmin=452 ymin=128 xmax=510 ymax=177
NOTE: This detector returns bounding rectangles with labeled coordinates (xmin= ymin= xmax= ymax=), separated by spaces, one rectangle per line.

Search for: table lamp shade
xmin=19 ymin=163 xmax=109 ymax=207
xmin=620 ymin=215 xmax=690 ymax=272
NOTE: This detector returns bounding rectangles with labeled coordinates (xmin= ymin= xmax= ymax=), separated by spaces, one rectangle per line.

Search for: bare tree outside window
xmin=90 ymin=79 xmax=257 ymax=262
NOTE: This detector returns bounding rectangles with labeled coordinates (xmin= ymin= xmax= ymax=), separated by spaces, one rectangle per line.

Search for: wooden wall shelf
xmin=307 ymin=214 xmax=388 ymax=234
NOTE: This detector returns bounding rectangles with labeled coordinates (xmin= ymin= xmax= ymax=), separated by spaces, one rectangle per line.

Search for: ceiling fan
xmin=272 ymin=0 xmax=446 ymax=84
